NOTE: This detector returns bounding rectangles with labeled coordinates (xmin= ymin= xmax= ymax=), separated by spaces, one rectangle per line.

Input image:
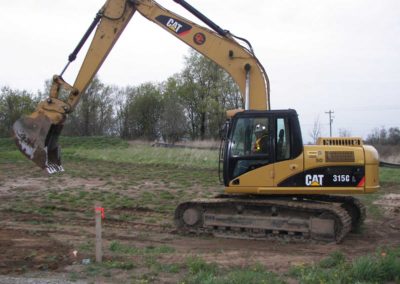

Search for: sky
xmin=1 ymin=0 xmax=399 ymax=142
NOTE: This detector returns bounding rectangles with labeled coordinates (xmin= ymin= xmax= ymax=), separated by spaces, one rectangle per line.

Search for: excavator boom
xmin=13 ymin=0 xmax=269 ymax=173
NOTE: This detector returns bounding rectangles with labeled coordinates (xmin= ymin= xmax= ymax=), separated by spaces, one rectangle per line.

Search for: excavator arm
xmin=12 ymin=0 xmax=269 ymax=173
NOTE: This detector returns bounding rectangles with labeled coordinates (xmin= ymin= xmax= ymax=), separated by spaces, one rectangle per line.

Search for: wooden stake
xmin=95 ymin=202 xmax=103 ymax=263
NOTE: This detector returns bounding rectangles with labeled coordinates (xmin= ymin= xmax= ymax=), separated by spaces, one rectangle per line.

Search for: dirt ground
xmin=0 ymin=165 xmax=399 ymax=283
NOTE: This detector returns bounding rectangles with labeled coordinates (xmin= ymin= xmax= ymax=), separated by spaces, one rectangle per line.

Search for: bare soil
xmin=0 ymin=163 xmax=399 ymax=283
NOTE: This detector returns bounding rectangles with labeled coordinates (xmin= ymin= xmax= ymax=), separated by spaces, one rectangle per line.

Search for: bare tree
xmin=338 ymin=128 xmax=352 ymax=137
xmin=309 ymin=116 xmax=322 ymax=144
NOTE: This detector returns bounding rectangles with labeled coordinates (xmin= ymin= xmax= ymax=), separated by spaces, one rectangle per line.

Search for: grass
xmin=63 ymin=145 xmax=218 ymax=169
xmin=85 ymin=260 xmax=135 ymax=277
xmin=183 ymin=257 xmax=284 ymax=284
xmin=288 ymin=246 xmax=400 ymax=283
xmin=380 ymin=167 xmax=400 ymax=185
xmin=0 ymin=136 xmax=218 ymax=169
xmin=0 ymin=137 xmax=15 ymax=151
xmin=109 ymin=241 xmax=175 ymax=255
xmin=0 ymin=136 xmax=127 ymax=150
xmin=46 ymin=190 xmax=140 ymax=210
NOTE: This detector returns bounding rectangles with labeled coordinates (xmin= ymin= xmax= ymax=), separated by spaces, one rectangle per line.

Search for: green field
xmin=1 ymin=136 xmax=399 ymax=283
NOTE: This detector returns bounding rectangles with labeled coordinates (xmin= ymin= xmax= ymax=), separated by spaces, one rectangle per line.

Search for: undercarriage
xmin=174 ymin=195 xmax=365 ymax=243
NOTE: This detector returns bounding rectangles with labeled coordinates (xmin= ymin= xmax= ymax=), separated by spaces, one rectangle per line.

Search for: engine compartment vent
xmin=317 ymin=137 xmax=363 ymax=146
xmin=325 ymin=151 xmax=355 ymax=163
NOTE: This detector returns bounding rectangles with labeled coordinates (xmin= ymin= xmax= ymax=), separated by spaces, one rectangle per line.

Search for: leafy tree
xmin=121 ymin=82 xmax=163 ymax=140
xmin=63 ymin=77 xmax=115 ymax=136
xmin=159 ymin=76 xmax=187 ymax=143
xmin=179 ymin=50 xmax=241 ymax=140
xmin=0 ymin=86 xmax=38 ymax=137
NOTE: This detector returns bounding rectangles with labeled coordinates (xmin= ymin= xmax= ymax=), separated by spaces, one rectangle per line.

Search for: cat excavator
xmin=13 ymin=0 xmax=380 ymax=243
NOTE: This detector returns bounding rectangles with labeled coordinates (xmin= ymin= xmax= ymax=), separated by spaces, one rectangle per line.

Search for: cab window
xmin=276 ymin=117 xmax=291 ymax=161
xmin=230 ymin=117 xmax=270 ymax=157
xmin=229 ymin=117 xmax=271 ymax=178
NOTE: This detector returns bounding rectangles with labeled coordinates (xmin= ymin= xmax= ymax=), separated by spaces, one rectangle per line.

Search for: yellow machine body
xmin=225 ymin=142 xmax=379 ymax=195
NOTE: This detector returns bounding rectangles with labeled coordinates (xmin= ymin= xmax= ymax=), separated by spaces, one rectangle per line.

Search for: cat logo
xmin=155 ymin=15 xmax=192 ymax=36
xmin=166 ymin=18 xmax=183 ymax=33
xmin=305 ymin=174 xmax=324 ymax=186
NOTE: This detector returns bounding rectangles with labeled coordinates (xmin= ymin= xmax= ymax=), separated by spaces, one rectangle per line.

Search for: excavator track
xmin=175 ymin=195 xmax=356 ymax=243
xmin=299 ymin=195 xmax=366 ymax=232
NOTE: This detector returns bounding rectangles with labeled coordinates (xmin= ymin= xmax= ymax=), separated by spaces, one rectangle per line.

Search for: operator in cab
xmin=253 ymin=123 xmax=269 ymax=154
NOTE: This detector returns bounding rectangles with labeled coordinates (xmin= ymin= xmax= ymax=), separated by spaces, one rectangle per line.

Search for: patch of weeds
xmin=109 ymin=241 xmax=175 ymax=256
xmin=139 ymin=271 xmax=159 ymax=283
xmin=184 ymin=257 xmax=215 ymax=284
xmin=45 ymin=255 xmax=58 ymax=262
xmin=380 ymin=168 xmax=400 ymax=185
xmin=117 ymin=213 xmax=139 ymax=222
xmin=136 ymin=232 xmax=151 ymax=241
xmin=288 ymin=246 xmax=400 ymax=283
xmin=160 ymin=263 xmax=181 ymax=273
xmin=25 ymin=250 xmax=38 ymax=260
xmin=219 ymin=264 xmax=284 ymax=284
xmin=153 ymin=204 xmax=176 ymax=214
xmin=183 ymin=259 xmax=283 ymax=284
xmin=26 ymin=220 xmax=41 ymax=225
xmin=85 ymin=260 xmax=135 ymax=277
xmin=79 ymin=240 xmax=94 ymax=252
xmin=140 ymin=192 xmax=156 ymax=204
xmin=110 ymin=241 xmax=138 ymax=254
xmin=144 ymin=217 xmax=158 ymax=224
xmin=7 ymin=202 xmax=56 ymax=218
xmin=46 ymin=189 xmax=137 ymax=210
xmin=103 ymin=260 xmax=135 ymax=270
xmin=358 ymin=192 xmax=383 ymax=219
xmin=68 ymin=272 xmax=80 ymax=282
xmin=158 ymin=191 xmax=175 ymax=200
xmin=318 ymin=251 xmax=346 ymax=269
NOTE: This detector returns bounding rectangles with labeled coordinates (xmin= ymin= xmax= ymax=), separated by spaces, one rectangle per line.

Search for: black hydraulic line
xmin=173 ymin=0 xmax=228 ymax=37
xmin=380 ymin=161 xmax=400 ymax=168
xmin=60 ymin=11 xmax=103 ymax=76
xmin=68 ymin=11 xmax=102 ymax=62
xmin=231 ymin=34 xmax=254 ymax=54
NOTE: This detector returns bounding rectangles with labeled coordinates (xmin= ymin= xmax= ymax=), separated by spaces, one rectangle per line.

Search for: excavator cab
xmin=222 ymin=109 xmax=303 ymax=186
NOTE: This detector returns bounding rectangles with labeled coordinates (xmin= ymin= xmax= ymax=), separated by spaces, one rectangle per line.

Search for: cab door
xmin=273 ymin=116 xmax=304 ymax=186
xmin=223 ymin=111 xmax=274 ymax=188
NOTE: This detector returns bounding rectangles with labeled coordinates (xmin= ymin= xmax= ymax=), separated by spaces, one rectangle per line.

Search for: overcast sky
xmin=1 ymin=0 xmax=399 ymax=142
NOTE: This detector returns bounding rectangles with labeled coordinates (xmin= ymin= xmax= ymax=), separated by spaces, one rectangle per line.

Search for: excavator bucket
xmin=13 ymin=112 xmax=64 ymax=174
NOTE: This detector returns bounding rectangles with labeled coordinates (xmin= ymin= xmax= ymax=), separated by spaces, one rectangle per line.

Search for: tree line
xmin=0 ymin=50 xmax=242 ymax=142
xmin=2 ymin=49 xmax=398 ymax=145
xmin=364 ymin=126 xmax=400 ymax=146
xmin=308 ymin=115 xmax=400 ymax=146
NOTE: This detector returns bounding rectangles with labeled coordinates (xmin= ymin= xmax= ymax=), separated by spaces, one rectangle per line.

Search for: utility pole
xmin=325 ymin=110 xmax=334 ymax=137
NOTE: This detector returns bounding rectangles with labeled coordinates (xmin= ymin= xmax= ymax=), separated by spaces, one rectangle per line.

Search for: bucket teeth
xmin=45 ymin=159 xmax=64 ymax=174
xmin=12 ymin=113 xmax=64 ymax=174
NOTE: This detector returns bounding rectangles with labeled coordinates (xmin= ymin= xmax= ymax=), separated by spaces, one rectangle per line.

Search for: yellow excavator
xmin=13 ymin=0 xmax=379 ymax=243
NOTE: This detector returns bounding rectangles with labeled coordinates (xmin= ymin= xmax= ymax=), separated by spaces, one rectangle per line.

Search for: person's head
xmin=255 ymin=123 xmax=267 ymax=137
